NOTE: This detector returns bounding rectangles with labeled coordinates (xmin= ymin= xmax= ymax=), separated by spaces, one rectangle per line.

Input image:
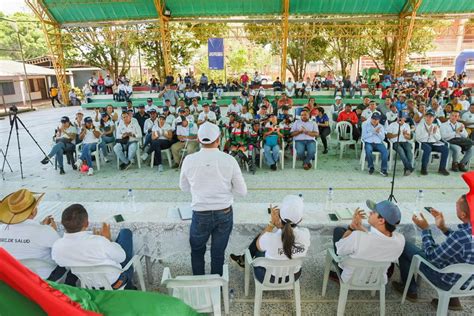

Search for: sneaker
xmin=87 ymin=168 xmax=94 ymax=176
xmin=40 ymin=156 xmax=50 ymax=165
xmin=308 ymin=163 xmax=312 ymax=169
xmin=391 ymin=281 xmax=418 ymax=303
xmin=431 ymin=298 xmax=463 ymax=311
xmin=230 ymin=254 xmax=245 ymax=268
xmin=380 ymin=171 xmax=388 ymax=177
xmin=438 ymin=169 xmax=450 ymax=176
xmin=404 ymin=169 xmax=412 ymax=176
xmin=323 ymin=149 xmax=328 ymax=154
xmin=270 ymin=164 xmax=277 ymax=171
xmin=303 ymin=163 xmax=310 ymax=170
xmin=158 ymin=164 xmax=163 ymax=172
xmin=369 ymin=168 xmax=374 ymax=175
xmin=141 ymin=152 xmax=149 ymax=161
xmin=120 ymin=162 xmax=131 ymax=170
xmin=458 ymin=163 xmax=468 ymax=172
xmin=59 ymin=167 xmax=65 ymax=175
xmin=421 ymin=169 xmax=428 ymax=175
xmin=75 ymin=160 xmax=83 ymax=169
xmin=72 ymin=164 xmax=77 ymax=170
xmin=104 ymin=157 xmax=110 ymax=163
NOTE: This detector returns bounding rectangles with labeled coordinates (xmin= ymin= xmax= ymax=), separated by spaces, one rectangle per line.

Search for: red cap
xmin=461 ymin=171 xmax=474 ymax=236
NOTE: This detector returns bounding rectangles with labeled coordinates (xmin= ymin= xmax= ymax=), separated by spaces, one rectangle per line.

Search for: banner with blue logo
xmin=208 ymin=38 xmax=224 ymax=70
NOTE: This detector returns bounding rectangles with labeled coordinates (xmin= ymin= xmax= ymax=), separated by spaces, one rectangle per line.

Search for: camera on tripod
xmin=9 ymin=105 xmax=18 ymax=114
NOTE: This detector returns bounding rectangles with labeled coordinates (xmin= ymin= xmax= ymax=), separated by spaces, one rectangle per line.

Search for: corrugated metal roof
xmin=0 ymin=60 xmax=56 ymax=77
xmin=42 ymin=0 xmax=474 ymax=25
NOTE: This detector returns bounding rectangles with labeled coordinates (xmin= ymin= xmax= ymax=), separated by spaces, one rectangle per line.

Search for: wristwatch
xmin=347 ymin=225 xmax=354 ymax=232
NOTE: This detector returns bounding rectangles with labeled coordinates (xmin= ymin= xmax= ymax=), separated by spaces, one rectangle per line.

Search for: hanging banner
xmin=208 ymin=38 xmax=224 ymax=70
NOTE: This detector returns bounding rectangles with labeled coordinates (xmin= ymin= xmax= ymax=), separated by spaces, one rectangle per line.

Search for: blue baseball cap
xmin=371 ymin=112 xmax=382 ymax=120
xmin=366 ymin=200 xmax=401 ymax=225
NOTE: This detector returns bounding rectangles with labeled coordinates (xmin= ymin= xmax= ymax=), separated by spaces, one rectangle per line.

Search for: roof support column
xmin=154 ymin=0 xmax=172 ymax=78
xmin=26 ymin=0 xmax=69 ymax=105
xmin=394 ymin=0 xmax=423 ymax=77
xmin=280 ymin=0 xmax=290 ymax=82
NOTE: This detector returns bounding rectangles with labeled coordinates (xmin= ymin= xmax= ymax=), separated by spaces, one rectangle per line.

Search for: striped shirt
xmin=421 ymin=223 xmax=473 ymax=288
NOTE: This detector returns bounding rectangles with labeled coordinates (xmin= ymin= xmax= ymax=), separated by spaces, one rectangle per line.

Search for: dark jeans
xmin=319 ymin=126 xmax=331 ymax=150
xmin=47 ymin=266 xmax=78 ymax=286
xmin=190 ymin=208 xmax=233 ymax=276
xmin=364 ymin=142 xmax=388 ymax=171
xmin=111 ymin=228 xmax=134 ymax=289
xmin=420 ymin=142 xmax=449 ymax=170
xmin=248 ymin=235 xmax=302 ymax=284
xmin=150 ymin=139 xmax=172 ymax=165
xmin=393 ymin=142 xmax=414 ymax=171
xmin=51 ymin=96 xmax=60 ymax=107
xmin=398 ymin=241 xmax=452 ymax=294
xmin=48 ymin=142 xmax=75 ymax=168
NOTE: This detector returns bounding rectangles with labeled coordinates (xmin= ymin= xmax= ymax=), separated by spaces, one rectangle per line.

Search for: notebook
xmin=178 ymin=206 xmax=194 ymax=220
xmin=335 ymin=208 xmax=353 ymax=220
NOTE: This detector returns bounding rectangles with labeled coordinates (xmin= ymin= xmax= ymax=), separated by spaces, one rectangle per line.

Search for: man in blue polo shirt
xmin=361 ymin=112 xmax=388 ymax=176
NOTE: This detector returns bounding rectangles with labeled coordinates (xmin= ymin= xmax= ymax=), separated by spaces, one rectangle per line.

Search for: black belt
xmin=194 ymin=206 xmax=232 ymax=214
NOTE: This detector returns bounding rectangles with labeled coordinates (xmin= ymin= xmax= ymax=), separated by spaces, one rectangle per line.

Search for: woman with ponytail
xmin=230 ymin=195 xmax=310 ymax=283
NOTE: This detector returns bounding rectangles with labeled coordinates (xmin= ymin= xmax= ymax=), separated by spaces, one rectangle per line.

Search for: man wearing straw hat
xmin=0 ymin=189 xmax=64 ymax=281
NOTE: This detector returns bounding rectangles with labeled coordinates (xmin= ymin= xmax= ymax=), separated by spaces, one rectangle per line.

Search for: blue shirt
xmin=361 ymin=121 xmax=385 ymax=144
xmin=421 ymin=223 xmax=473 ymax=288
xmin=315 ymin=114 xmax=329 ymax=124
xmin=395 ymin=101 xmax=406 ymax=112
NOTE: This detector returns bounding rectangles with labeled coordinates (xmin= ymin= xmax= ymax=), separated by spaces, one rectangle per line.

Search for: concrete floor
xmin=0 ymin=106 xmax=472 ymax=315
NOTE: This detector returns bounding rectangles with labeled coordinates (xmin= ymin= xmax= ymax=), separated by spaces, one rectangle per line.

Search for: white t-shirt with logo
xmin=82 ymin=126 xmax=100 ymax=144
xmin=259 ymin=227 xmax=310 ymax=265
xmin=0 ymin=219 xmax=60 ymax=278
xmin=152 ymin=124 xmax=172 ymax=140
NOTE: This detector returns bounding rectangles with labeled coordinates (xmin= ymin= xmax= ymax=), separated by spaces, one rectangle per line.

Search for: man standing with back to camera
xmin=180 ymin=122 xmax=247 ymax=275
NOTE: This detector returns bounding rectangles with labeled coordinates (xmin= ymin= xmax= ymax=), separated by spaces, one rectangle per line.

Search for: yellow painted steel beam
xmin=394 ymin=0 xmax=423 ymax=76
xmin=153 ymin=0 xmax=172 ymax=78
xmin=280 ymin=0 xmax=290 ymax=82
xmin=26 ymin=0 xmax=69 ymax=105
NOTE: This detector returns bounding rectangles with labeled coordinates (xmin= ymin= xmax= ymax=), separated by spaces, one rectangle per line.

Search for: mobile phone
xmin=424 ymin=207 xmax=432 ymax=213
xmin=328 ymin=213 xmax=339 ymax=221
xmin=113 ymin=214 xmax=125 ymax=223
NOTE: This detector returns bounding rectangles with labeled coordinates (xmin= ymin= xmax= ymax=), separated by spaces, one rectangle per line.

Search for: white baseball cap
xmin=335 ymin=96 xmax=342 ymax=100
xmin=198 ymin=122 xmax=220 ymax=144
xmin=279 ymin=195 xmax=304 ymax=225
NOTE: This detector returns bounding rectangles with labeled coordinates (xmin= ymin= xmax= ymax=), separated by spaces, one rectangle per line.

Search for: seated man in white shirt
xmin=75 ymin=116 xmax=102 ymax=176
xmin=171 ymin=117 xmax=199 ymax=168
xmin=52 ymin=204 xmax=135 ymax=290
xmin=197 ymin=103 xmax=217 ymax=126
xmin=386 ymin=113 xmax=414 ymax=176
xmin=361 ymin=100 xmax=380 ymax=122
xmin=415 ymin=110 xmax=450 ymax=176
xmin=461 ymin=104 xmax=474 ymax=139
xmin=440 ymin=110 xmax=473 ymax=172
xmin=0 ymin=189 xmax=72 ymax=283
xmin=227 ymin=97 xmax=242 ymax=116
xmin=290 ymin=108 xmax=319 ymax=170
xmin=361 ymin=113 xmax=388 ymax=176
xmin=331 ymin=200 xmax=405 ymax=284
xmin=230 ymin=195 xmax=310 ymax=283
xmin=285 ymin=77 xmax=295 ymax=97
xmin=114 ymin=111 xmax=142 ymax=170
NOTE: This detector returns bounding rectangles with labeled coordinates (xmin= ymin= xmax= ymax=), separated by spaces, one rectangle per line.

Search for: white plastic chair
xmin=389 ymin=140 xmax=415 ymax=171
xmin=259 ymin=140 xmax=285 ymax=170
xmin=150 ymin=148 xmax=173 ymax=168
xmin=292 ymin=139 xmax=317 ymax=169
xmin=161 ymin=265 xmax=230 ymax=315
xmin=244 ymin=249 xmax=303 ymax=316
xmin=335 ymin=121 xmax=358 ymax=159
xmin=322 ymin=248 xmax=391 ymax=316
xmin=76 ymin=138 xmax=103 ymax=171
xmin=116 ymin=141 xmax=142 ymax=170
xmin=69 ymin=255 xmax=146 ymax=291
xmin=360 ymin=141 xmax=388 ymax=171
xmin=401 ymin=255 xmax=474 ymax=316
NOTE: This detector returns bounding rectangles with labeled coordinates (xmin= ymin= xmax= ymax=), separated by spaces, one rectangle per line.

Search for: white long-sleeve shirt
xmin=116 ymin=120 xmax=142 ymax=142
xmin=440 ymin=121 xmax=468 ymax=141
xmin=51 ymin=231 xmax=125 ymax=285
xmin=415 ymin=122 xmax=442 ymax=144
xmin=180 ymin=148 xmax=247 ymax=211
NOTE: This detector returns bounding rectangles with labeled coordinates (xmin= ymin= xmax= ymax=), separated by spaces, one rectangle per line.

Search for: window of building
xmin=0 ymin=81 xmax=15 ymax=95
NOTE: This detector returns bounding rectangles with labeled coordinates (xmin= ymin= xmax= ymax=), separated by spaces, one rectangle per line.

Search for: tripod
xmin=1 ymin=107 xmax=50 ymax=179
xmin=387 ymin=116 xmax=403 ymax=203
xmin=0 ymin=149 xmax=12 ymax=181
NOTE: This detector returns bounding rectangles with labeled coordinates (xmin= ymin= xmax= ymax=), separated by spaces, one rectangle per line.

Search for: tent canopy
xmin=43 ymin=0 xmax=474 ymax=25
xmin=455 ymin=50 xmax=474 ymax=75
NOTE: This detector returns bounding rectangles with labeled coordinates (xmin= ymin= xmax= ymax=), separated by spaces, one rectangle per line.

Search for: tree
xmin=140 ymin=23 xmax=228 ymax=79
xmin=245 ymin=23 xmax=328 ymax=81
xmin=64 ymin=26 xmax=138 ymax=79
xmin=365 ymin=20 xmax=438 ymax=73
xmin=0 ymin=12 xmax=48 ymax=60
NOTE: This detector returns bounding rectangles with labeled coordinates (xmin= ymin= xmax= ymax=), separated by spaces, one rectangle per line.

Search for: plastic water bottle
xmin=127 ymin=189 xmax=137 ymax=213
xmin=298 ymin=193 xmax=303 ymax=200
xmin=415 ymin=190 xmax=424 ymax=215
xmin=325 ymin=188 xmax=334 ymax=213
xmin=229 ymin=288 xmax=235 ymax=304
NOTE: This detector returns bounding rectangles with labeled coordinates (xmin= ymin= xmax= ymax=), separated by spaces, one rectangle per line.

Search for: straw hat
xmin=0 ymin=189 xmax=44 ymax=224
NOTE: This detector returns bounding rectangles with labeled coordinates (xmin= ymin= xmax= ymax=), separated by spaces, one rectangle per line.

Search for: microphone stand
xmin=388 ymin=114 xmax=403 ymax=203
